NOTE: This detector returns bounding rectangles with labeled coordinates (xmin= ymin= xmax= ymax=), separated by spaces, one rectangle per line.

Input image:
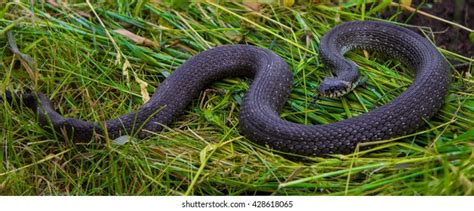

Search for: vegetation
xmin=0 ymin=1 xmax=472 ymax=195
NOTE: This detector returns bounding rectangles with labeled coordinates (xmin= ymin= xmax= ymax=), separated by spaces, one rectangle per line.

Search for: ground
xmin=384 ymin=0 xmax=473 ymax=58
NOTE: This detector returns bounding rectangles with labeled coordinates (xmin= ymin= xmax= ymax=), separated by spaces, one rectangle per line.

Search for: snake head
xmin=317 ymin=78 xmax=353 ymax=98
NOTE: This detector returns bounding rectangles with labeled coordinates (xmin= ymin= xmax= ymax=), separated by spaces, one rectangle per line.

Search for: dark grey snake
xmin=4 ymin=21 xmax=450 ymax=156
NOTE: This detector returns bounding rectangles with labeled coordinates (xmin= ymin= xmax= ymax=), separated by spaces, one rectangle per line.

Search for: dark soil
xmin=384 ymin=0 xmax=473 ymax=58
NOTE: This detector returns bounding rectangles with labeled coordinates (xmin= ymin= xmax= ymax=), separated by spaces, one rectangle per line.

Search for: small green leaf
xmin=469 ymin=32 xmax=474 ymax=44
xmin=453 ymin=129 xmax=474 ymax=142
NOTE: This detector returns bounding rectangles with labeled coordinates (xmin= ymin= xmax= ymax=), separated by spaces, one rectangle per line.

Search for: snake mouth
xmin=317 ymin=79 xmax=354 ymax=98
xmin=323 ymin=87 xmax=352 ymax=98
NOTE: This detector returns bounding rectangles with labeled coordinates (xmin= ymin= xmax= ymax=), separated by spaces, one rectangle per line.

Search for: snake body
xmin=8 ymin=21 xmax=450 ymax=156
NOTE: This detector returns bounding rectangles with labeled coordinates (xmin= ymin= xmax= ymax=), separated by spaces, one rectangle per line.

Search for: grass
xmin=0 ymin=0 xmax=473 ymax=195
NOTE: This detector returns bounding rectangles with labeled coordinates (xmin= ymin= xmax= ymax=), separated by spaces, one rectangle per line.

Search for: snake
xmin=4 ymin=21 xmax=450 ymax=156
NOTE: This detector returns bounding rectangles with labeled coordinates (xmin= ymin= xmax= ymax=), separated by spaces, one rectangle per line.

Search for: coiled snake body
xmin=7 ymin=21 xmax=450 ymax=156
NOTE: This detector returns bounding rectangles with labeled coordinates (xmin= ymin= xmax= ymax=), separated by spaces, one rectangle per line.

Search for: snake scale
xmin=5 ymin=21 xmax=450 ymax=156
